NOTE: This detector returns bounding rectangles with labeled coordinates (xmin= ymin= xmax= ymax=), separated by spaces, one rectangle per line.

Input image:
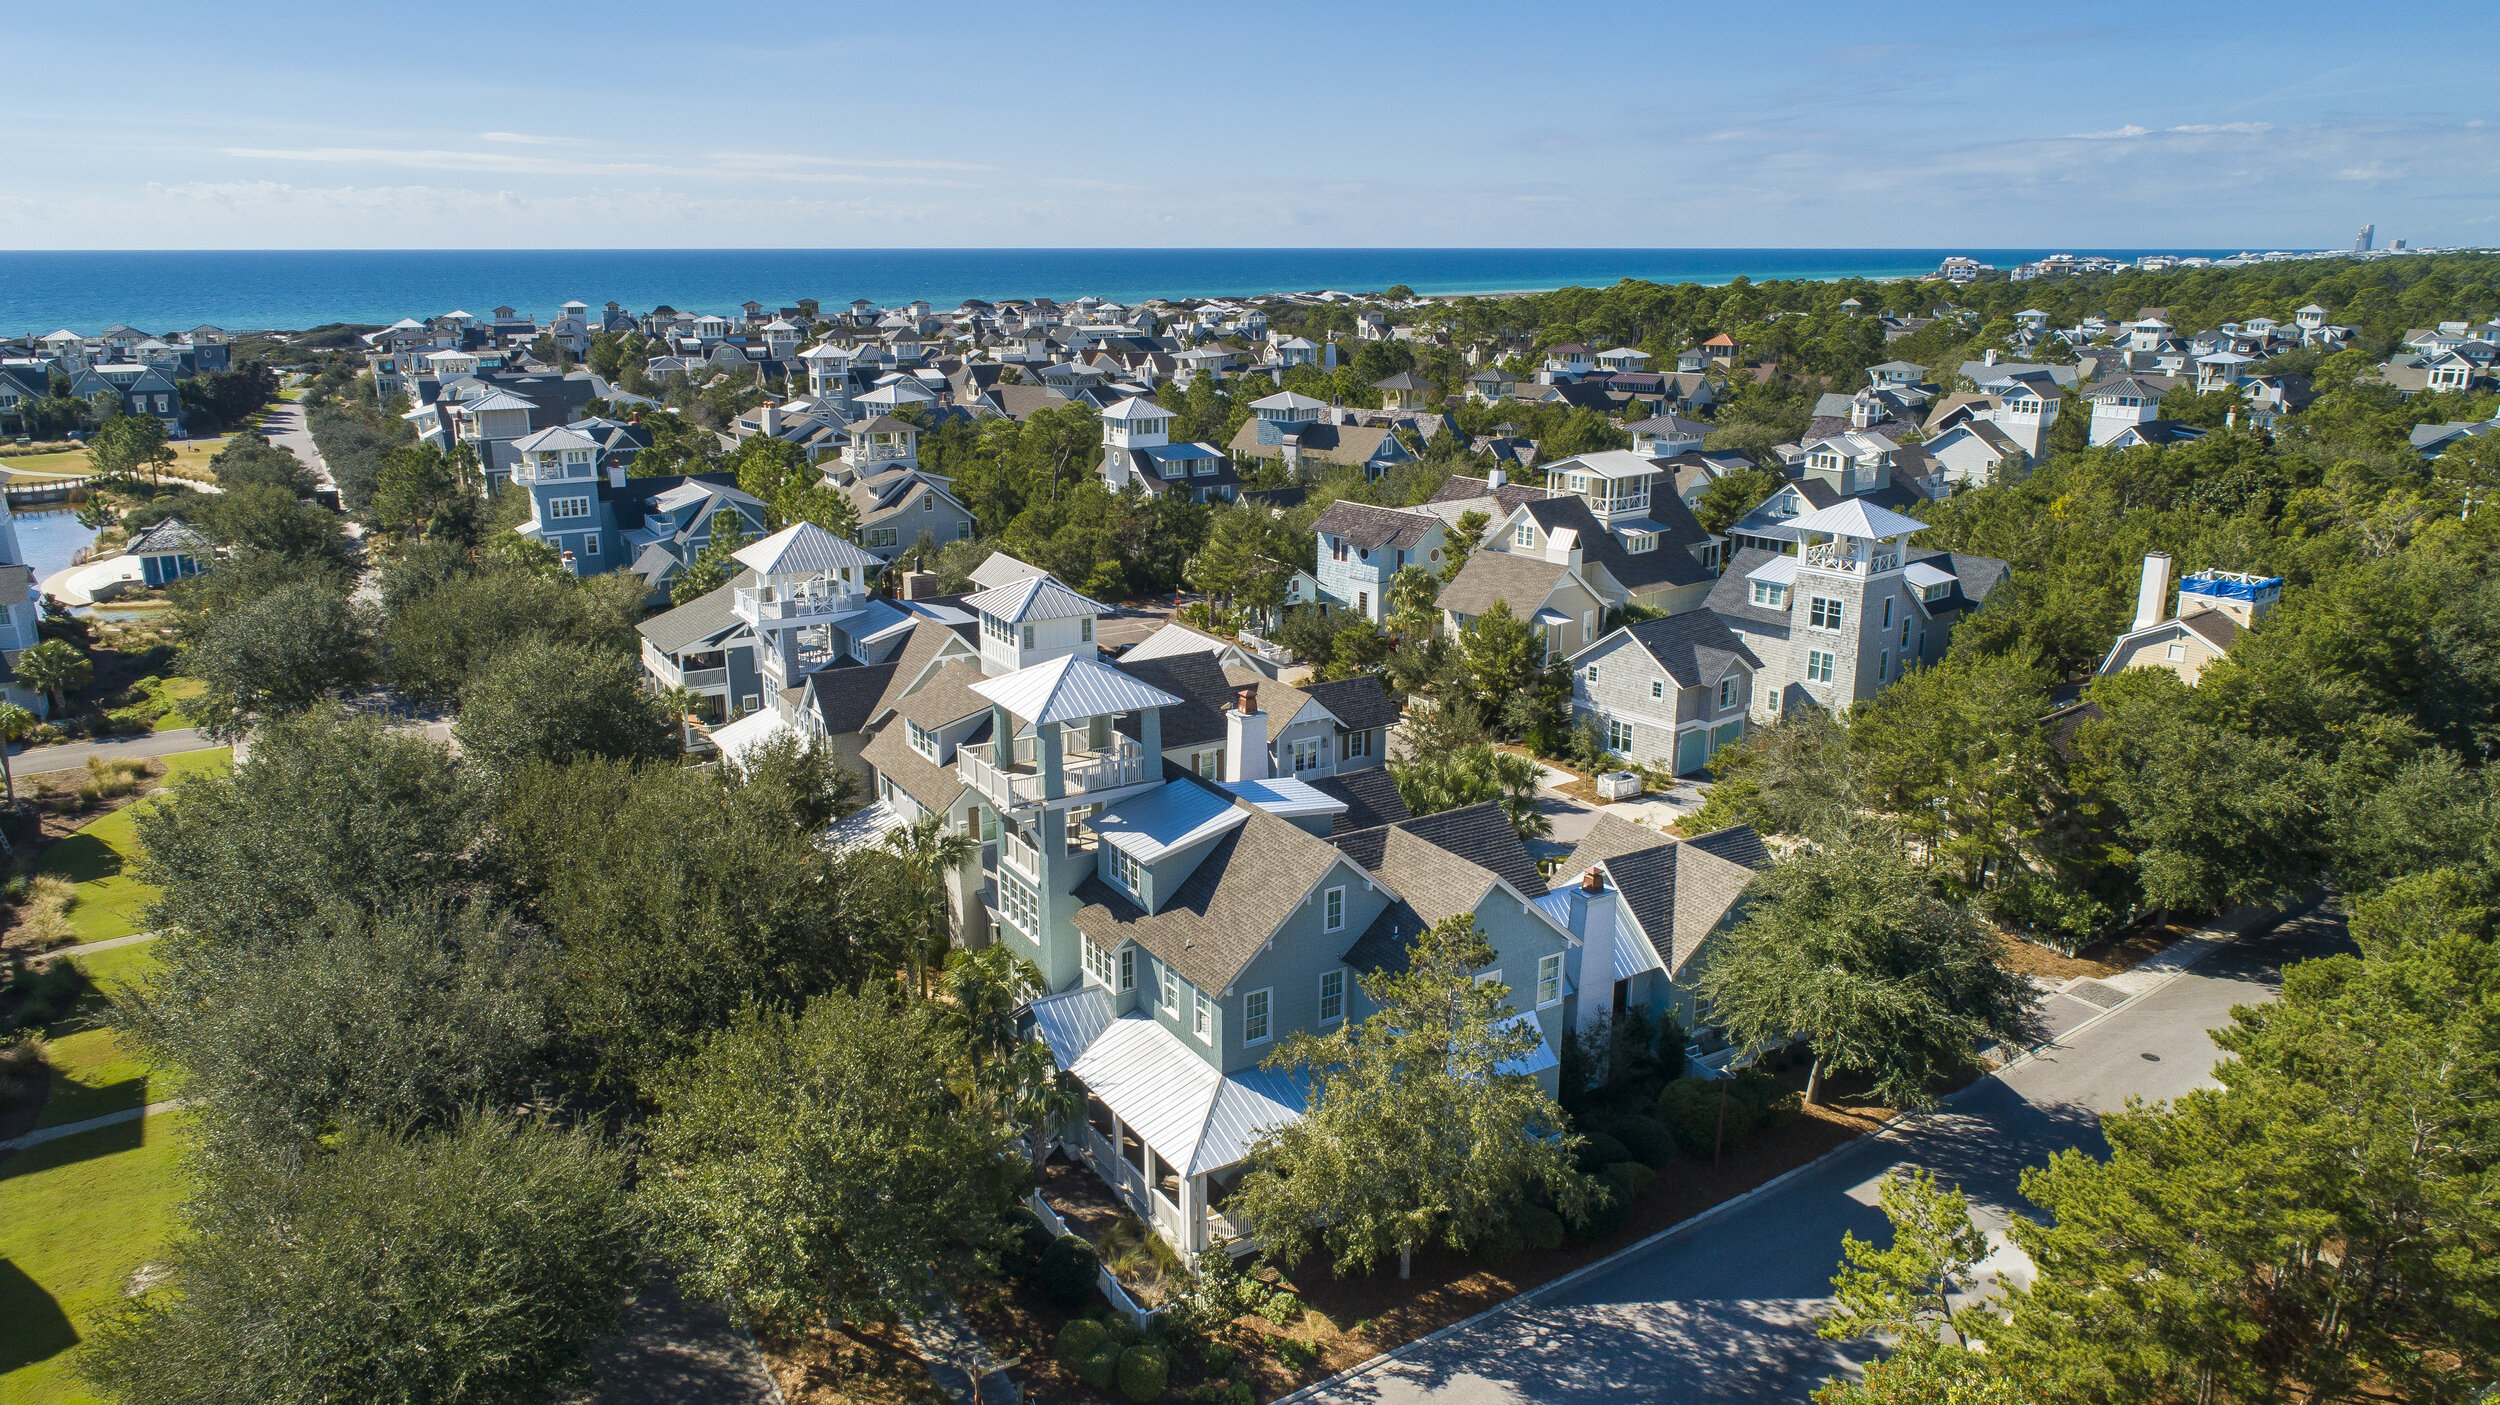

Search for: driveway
xmin=1296 ymin=907 xmax=2355 ymax=1405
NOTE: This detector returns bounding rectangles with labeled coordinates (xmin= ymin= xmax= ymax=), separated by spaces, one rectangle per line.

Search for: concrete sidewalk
xmin=13 ymin=727 xmax=216 ymax=775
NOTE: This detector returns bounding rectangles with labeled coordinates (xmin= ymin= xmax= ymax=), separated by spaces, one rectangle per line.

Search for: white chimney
xmin=2132 ymin=551 xmax=2172 ymax=632
xmin=1571 ymin=867 xmax=1617 ymax=1035
xmin=1487 ymin=466 xmax=1507 ymax=489
xmin=761 ymin=398 xmax=781 ymax=435
xmin=1224 ymin=684 xmax=1269 ymax=783
xmin=606 ymin=463 xmax=626 ymax=490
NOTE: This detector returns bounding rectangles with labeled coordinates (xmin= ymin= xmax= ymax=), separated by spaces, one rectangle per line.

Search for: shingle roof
xmin=1311 ymin=767 xmax=1409 ymax=834
xmin=870 ymin=619 xmax=981 ymax=720
xmin=1108 ymin=653 xmax=1235 ymax=751
xmin=860 ymin=715 xmax=975 ymax=814
xmin=1600 ymin=612 xmax=1763 ymax=686
xmin=1334 ymin=801 xmax=1546 ymax=906
xmin=2178 ymin=608 xmax=2241 ymax=650
xmin=126 ymin=518 xmax=215 ymax=557
xmin=806 ymin=661 xmax=901 ymax=735
xmin=1299 ymin=676 xmax=1402 ymax=734
xmin=1312 ymin=500 xmax=1440 ymax=551
xmin=1517 ymin=495 xmax=1713 ymax=593
xmin=1561 ymin=815 xmax=1769 ymax=976
xmin=1437 ymin=551 xmax=1571 ymax=619
xmin=635 ymin=570 xmax=756 ymax=654
xmin=1071 ymin=803 xmax=1353 ymax=993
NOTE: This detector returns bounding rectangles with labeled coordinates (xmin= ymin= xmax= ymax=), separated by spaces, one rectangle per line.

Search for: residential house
xmin=1312 ymin=500 xmax=1448 ymax=622
xmin=1566 ymin=611 xmax=1762 ymax=775
xmin=1554 ymin=814 xmax=1772 ymax=1043
xmin=2096 ymin=553 xmax=2275 ymax=686
xmin=1708 ymin=500 xmax=2006 ymax=721
xmin=847 ymin=467 xmax=980 ymax=561
xmin=1227 ymin=391 xmax=1417 ymax=480
xmin=126 ymin=518 xmax=214 ymax=589
xmin=1097 ymin=395 xmax=1239 ymax=504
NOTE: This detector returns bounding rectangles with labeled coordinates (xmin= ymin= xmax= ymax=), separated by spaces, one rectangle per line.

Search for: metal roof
xmin=1047 ymin=1004 xmax=1312 ymax=1177
xmin=1089 ymin=781 xmax=1250 ymax=864
xmin=971 ymin=653 xmax=1183 ymax=725
xmin=1785 ymin=498 xmax=1927 ymax=540
xmin=733 ymin=521 xmax=883 ymax=576
xmin=1219 ymin=777 xmax=1349 ymax=821
xmin=962 ymin=574 xmax=1107 ymax=624
xmin=1903 ymin=560 xmax=1957 ymax=590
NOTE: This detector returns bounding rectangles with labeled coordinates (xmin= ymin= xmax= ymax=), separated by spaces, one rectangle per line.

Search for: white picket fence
xmin=1027 ymin=1189 xmax=1166 ymax=1332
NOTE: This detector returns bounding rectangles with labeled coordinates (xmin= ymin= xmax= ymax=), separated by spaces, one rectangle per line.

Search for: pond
xmin=13 ymin=508 xmax=99 ymax=584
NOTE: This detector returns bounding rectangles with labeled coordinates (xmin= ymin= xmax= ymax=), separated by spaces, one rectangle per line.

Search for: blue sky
xmin=2 ymin=1 xmax=2491 ymax=250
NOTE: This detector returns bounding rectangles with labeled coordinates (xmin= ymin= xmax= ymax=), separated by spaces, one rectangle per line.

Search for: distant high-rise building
xmin=2355 ymin=224 xmax=2374 ymax=253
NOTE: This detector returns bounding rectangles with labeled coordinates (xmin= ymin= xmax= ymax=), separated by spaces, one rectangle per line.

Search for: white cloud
xmin=477 ymin=131 xmax=584 ymax=146
xmin=216 ymin=145 xmax=982 ymax=188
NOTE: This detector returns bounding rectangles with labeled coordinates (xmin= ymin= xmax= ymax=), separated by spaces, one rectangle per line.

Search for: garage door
xmin=1711 ymin=720 xmax=1746 ymax=754
xmin=1675 ymin=728 xmax=1710 ymax=775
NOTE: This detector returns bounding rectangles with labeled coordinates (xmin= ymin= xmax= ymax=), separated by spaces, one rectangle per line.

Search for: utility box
xmin=1596 ymin=770 xmax=1644 ymax=802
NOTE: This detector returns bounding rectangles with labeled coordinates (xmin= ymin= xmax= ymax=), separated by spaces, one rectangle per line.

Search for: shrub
xmin=1198 ymin=1341 xmax=1236 ymax=1375
xmin=1275 ymin=1336 xmax=1318 ymax=1372
xmin=1603 ymin=1161 xmax=1656 ymax=1200
xmin=1038 ymin=1234 xmax=1101 ymax=1310
xmin=1117 ymin=1343 xmax=1169 ymax=1402
xmin=1566 ymin=1181 xmax=1630 ymax=1243
xmin=14 ymin=904 xmax=73 ymax=951
xmin=1002 ymin=1206 xmax=1052 ymax=1281
xmin=0 ymin=1035 xmax=44 ymax=1094
xmin=1608 ymin=1114 xmax=1674 ymax=1168
xmin=1657 ymin=1076 xmax=1744 ymax=1157
xmin=1055 ymin=1318 xmax=1110 ymax=1370
xmin=1263 ymin=1290 xmax=1303 ymax=1326
xmin=1572 ymin=1131 xmax=1631 ymax=1174
xmin=1511 ymin=1202 xmax=1567 ymax=1252
xmin=1731 ymin=1067 xmax=1802 ymax=1130
xmin=1080 ymin=1339 xmax=1126 ymax=1391
xmin=2 ymin=960 xmax=84 ymax=1033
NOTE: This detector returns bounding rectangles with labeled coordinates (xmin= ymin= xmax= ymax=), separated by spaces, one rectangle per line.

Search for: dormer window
xmin=1514 ymin=522 xmax=1534 ymax=547
xmin=1626 ymin=532 xmax=1655 ymax=553
xmin=1751 ymin=581 xmax=1787 ymax=609
xmin=907 ymin=720 xmax=937 ymax=761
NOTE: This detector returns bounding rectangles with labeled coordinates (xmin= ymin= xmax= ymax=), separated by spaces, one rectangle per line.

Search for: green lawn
xmin=38 ymin=749 xmax=232 ymax=943
xmin=0 ymin=1110 xmax=192 ymax=1404
xmin=68 ymin=940 xmax=160 ymax=997
xmin=32 ymin=942 xmax=173 ymax=1130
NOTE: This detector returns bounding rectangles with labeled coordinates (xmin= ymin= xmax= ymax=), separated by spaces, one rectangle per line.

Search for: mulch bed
xmin=1997 ymin=915 xmax=2195 ymax=984
xmin=759 ymin=1320 xmax=951 ymax=1405
xmin=0 ymin=757 xmax=176 ymax=955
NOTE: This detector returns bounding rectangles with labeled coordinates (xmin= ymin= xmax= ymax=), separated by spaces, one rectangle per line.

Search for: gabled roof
xmin=1298 ymin=676 xmax=1402 ymax=734
xmin=1072 ymin=803 xmax=1354 ymax=993
xmin=734 ymin=521 xmax=883 ymax=576
xmin=1438 ymin=550 xmax=1573 ymax=620
xmin=967 ymin=550 xmax=1047 ymax=591
xmin=962 ymin=573 xmax=1105 ymax=624
xmin=1561 ymin=815 xmax=1769 ymax=977
xmin=1312 ymin=499 xmax=1440 ymax=551
xmin=1310 ymin=767 xmax=1409 ymax=834
xmin=126 ymin=518 xmax=214 ymax=557
xmin=973 ymin=653 xmax=1182 ymax=725
xmin=636 ymin=570 xmax=756 ymax=654
xmin=1586 ymin=612 xmax=1763 ymax=687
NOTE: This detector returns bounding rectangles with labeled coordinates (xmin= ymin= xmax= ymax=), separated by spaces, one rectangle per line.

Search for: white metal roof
xmin=1050 ymin=1004 xmax=1311 ymax=1176
xmin=963 ymin=574 xmax=1106 ymax=624
xmin=1098 ymin=395 xmax=1168 ymax=421
xmin=733 ymin=521 xmax=883 ymax=576
xmin=966 ymin=551 xmax=1047 ymax=591
xmin=1903 ymin=560 xmax=1958 ymax=590
xmin=710 ymin=707 xmax=800 ymax=767
xmin=460 ymin=390 xmax=537 ymax=413
xmin=1090 ymin=781 xmax=1249 ymax=863
xmin=510 ymin=425 xmax=600 ymax=453
xmin=1744 ymin=554 xmax=1801 ymax=586
xmin=1250 ymin=390 xmax=1328 ymax=411
xmin=1785 ymin=498 xmax=1927 ymax=540
xmin=1219 ymin=777 xmax=1349 ymax=821
xmin=1550 ymin=448 xmax=1661 ymax=480
xmin=1119 ymin=621 xmax=1244 ymax=665
xmin=972 ymin=654 xmax=1183 ymax=725
xmin=823 ymin=799 xmax=909 ymax=858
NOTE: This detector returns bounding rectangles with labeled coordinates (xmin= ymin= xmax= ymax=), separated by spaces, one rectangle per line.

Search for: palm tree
xmin=883 ymin=811 xmax=977 ymax=999
xmin=15 ymin=640 xmax=90 ymax=716
xmin=943 ymin=943 xmax=1044 ymax=1083
xmin=0 ymin=703 xmax=35 ymax=808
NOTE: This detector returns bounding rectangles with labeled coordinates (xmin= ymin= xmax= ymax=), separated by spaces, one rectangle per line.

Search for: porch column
xmin=1139 ymin=707 xmax=1162 ymax=765
xmin=1182 ymin=1173 xmax=1206 ymax=1255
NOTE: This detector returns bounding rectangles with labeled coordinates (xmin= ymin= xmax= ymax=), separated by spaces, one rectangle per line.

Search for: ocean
xmin=0 ymin=248 xmax=2244 ymax=336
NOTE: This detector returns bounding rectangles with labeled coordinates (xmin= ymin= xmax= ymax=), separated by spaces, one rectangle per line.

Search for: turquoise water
xmin=0 ymin=247 xmax=2240 ymax=334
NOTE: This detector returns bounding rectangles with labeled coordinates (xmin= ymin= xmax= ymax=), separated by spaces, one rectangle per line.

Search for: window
xmin=1291 ymin=738 xmax=1324 ymax=773
xmin=1626 ymin=532 xmax=1655 ymax=553
xmin=1750 ymin=581 xmax=1787 ymax=609
xmin=1001 ymin=872 xmax=1040 ymax=935
xmin=1608 ymin=717 xmax=1633 ymax=750
xmin=907 ymin=719 xmax=937 ymax=760
xmin=1243 ymin=989 xmax=1271 ymax=1045
xmin=1882 ymin=598 xmax=1893 ymax=628
xmin=920 ymin=496 xmax=934 ymax=511
xmin=1809 ymin=596 xmax=1845 ymax=630
xmin=1584 ymin=664 xmax=1599 ymax=684
xmin=1651 ymin=678 xmax=1664 ymax=699
xmin=1806 ymin=649 xmax=1836 ymax=684
xmin=1192 ymin=988 xmax=1212 ymax=1041
xmin=866 ymin=527 xmax=898 ymax=547
xmin=1119 ymin=947 xmax=1135 ymax=991
xmin=739 ymin=694 xmax=760 ymax=713
xmin=1021 ymin=624 xmax=1035 ymax=649
xmin=1476 ymin=969 xmax=1504 ymax=993
xmin=548 ymin=495 xmax=592 ymax=521
xmin=1583 ymin=611 xmax=1596 ymax=643
xmin=1357 ymin=592 xmax=1369 ymax=616
xmin=1193 ymin=750 xmax=1219 ymax=778
xmin=1108 ymin=845 xmax=1143 ymax=897
xmin=1319 ymin=969 xmax=1345 ymax=1022
xmin=1719 ymin=677 xmax=1738 ymax=709
xmin=1877 ymin=649 xmax=1890 ymax=681
xmin=957 ymin=521 xmax=972 ymax=540
xmin=1537 ymin=953 xmax=1564 ymax=1007
xmin=1159 ymin=964 xmax=1179 ymax=1015
xmin=1341 ymin=729 xmax=1370 ymax=760
xmin=1084 ymin=937 xmax=1115 ymax=987
xmin=2166 ymin=640 xmax=2186 ymax=661
xmin=1324 ymin=886 xmax=1345 ymax=932
xmin=1514 ymin=521 xmax=1534 ymax=547
xmin=1903 ymin=619 xmax=1912 ymax=647
xmin=583 ymin=533 xmax=599 ymax=555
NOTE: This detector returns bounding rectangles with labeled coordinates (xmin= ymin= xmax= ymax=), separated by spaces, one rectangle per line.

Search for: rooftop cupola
xmin=1787 ymin=499 xmax=1923 ymax=578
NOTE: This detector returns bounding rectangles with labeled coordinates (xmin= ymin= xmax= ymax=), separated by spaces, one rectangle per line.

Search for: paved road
xmin=12 ymin=727 xmax=217 ymax=776
xmin=1301 ymin=907 xmax=2355 ymax=1405
xmin=258 ymin=399 xmax=334 ymax=490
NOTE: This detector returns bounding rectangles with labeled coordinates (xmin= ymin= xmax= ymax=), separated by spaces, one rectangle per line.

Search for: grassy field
xmin=0 ymin=1110 xmax=192 ymax=1405
xmin=0 ymin=436 xmax=230 ymax=483
xmin=35 ymin=941 xmax=173 ymax=1130
xmin=37 ymin=749 xmax=232 ymax=943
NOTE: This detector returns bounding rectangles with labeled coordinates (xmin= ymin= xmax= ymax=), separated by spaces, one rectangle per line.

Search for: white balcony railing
xmin=733 ymin=583 xmax=865 ymax=627
xmin=1003 ymin=829 xmax=1041 ymax=880
xmin=957 ymin=737 xmax=1149 ymax=810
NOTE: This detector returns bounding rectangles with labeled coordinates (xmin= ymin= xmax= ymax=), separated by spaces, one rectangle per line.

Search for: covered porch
xmin=1029 ymin=986 xmax=1303 ymax=1258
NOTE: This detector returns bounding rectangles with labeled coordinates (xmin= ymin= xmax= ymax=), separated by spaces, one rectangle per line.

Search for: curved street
xmin=1294 ymin=907 xmax=2354 ymax=1405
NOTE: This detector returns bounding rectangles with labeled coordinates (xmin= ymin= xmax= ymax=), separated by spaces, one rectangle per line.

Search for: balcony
xmin=513 ymin=457 xmax=596 ymax=486
xmin=681 ymin=667 xmax=728 ymax=690
xmin=957 ymin=736 xmax=1150 ymax=811
xmin=734 ymin=582 xmax=865 ymax=628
